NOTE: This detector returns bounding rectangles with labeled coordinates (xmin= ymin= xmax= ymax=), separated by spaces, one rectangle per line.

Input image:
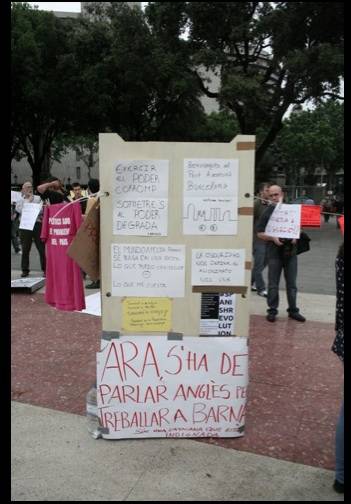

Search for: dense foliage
xmin=12 ymin=2 xmax=344 ymax=184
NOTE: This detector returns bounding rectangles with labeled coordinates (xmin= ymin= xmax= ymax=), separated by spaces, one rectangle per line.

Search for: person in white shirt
xmin=16 ymin=182 xmax=45 ymax=277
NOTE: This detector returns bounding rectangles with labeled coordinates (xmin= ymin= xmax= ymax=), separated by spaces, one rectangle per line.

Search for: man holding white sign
xmin=16 ymin=182 xmax=46 ymax=278
xmin=256 ymin=185 xmax=306 ymax=323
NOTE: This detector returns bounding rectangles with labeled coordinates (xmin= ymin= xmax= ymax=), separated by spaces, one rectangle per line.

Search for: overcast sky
xmin=27 ymin=2 xmax=81 ymax=11
xmin=27 ymin=2 xmax=147 ymax=12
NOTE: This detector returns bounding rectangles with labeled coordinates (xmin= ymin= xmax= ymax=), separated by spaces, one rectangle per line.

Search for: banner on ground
xmin=97 ymin=335 xmax=248 ymax=439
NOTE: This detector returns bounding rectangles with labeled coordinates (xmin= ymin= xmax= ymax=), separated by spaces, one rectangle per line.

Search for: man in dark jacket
xmin=256 ymin=184 xmax=306 ymax=323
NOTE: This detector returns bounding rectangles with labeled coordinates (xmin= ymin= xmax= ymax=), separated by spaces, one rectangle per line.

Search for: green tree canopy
xmin=11 ymin=2 xmax=85 ymax=186
xmin=145 ymin=2 xmax=344 ymax=169
xmin=12 ymin=2 xmax=344 ymax=185
xmin=275 ymin=100 xmax=344 ymax=187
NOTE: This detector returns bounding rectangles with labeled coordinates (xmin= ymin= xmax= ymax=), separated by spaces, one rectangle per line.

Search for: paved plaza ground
xmin=11 ymin=219 xmax=344 ymax=501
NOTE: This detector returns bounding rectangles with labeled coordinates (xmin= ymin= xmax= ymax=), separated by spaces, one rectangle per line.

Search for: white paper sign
xmin=97 ymin=335 xmax=248 ymax=439
xmin=265 ymin=204 xmax=301 ymax=239
xmin=19 ymin=202 xmax=42 ymax=230
xmin=111 ymin=244 xmax=185 ymax=297
xmin=113 ymin=159 xmax=169 ymax=236
xmin=183 ymin=159 xmax=239 ymax=235
xmin=81 ymin=292 xmax=101 ymax=317
xmin=11 ymin=191 xmax=21 ymax=203
xmin=192 ymin=249 xmax=246 ymax=286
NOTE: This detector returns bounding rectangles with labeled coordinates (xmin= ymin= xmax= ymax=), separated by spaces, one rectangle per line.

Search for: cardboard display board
xmin=99 ymin=134 xmax=255 ymax=338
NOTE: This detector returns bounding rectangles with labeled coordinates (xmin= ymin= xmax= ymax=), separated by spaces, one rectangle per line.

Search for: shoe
xmin=21 ymin=272 xmax=29 ymax=278
xmin=288 ymin=312 xmax=306 ymax=322
xmin=266 ymin=313 xmax=276 ymax=322
xmin=251 ymin=284 xmax=257 ymax=292
xmin=86 ymin=280 xmax=100 ymax=289
xmin=333 ymin=480 xmax=344 ymax=494
xmin=257 ymin=290 xmax=268 ymax=297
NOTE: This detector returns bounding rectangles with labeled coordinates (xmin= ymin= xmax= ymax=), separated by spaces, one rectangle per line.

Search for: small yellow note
xmin=122 ymin=298 xmax=172 ymax=332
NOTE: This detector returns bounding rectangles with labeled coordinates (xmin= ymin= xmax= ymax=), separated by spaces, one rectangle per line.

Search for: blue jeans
xmin=251 ymin=239 xmax=267 ymax=292
xmin=335 ymin=398 xmax=344 ymax=484
xmin=267 ymin=254 xmax=299 ymax=315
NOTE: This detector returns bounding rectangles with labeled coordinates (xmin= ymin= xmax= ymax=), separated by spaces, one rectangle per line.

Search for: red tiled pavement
xmin=11 ymin=294 xmax=343 ymax=470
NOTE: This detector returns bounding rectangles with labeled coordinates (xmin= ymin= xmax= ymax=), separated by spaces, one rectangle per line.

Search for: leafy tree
xmin=145 ymin=2 xmax=344 ymax=172
xmin=81 ymin=2 xmax=207 ymax=141
xmin=275 ymin=100 xmax=344 ymax=187
xmin=194 ymin=110 xmax=240 ymax=142
xmin=11 ymin=3 xmax=84 ymax=186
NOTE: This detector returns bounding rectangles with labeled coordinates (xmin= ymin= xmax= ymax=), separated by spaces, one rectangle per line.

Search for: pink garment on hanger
xmin=41 ymin=202 xmax=86 ymax=311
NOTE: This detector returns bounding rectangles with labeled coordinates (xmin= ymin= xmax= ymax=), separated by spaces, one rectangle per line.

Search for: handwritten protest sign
xmin=192 ymin=249 xmax=245 ymax=286
xmin=19 ymin=202 xmax=42 ymax=230
xmin=11 ymin=191 xmax=21 ymax=203
xmin=122 ymin=298 xmax=172 ymax=332
xmin=300 ymin=205 xmax=321 ymax=227
xmin=111 ymin=244 xmax=185 ymax=297
xmin=183 ymin=159 xmax=239 ymax=235
xmin=113 ymin=159 xmax=169 ymax=236
xmin=265 ymin=204 xmax=301 ymax=239
xmin=97 ymin=335 xmax=248 ymax=439
xmin=338 ymin=216 xmax=344 ymax=235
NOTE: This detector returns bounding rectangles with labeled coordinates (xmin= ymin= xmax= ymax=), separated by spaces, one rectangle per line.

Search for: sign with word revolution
xmin=97 ymin=336 xmax=248 ymax=439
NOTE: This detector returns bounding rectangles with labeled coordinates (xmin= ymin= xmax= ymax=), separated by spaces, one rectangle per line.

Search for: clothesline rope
xmin=253 ymin=195 xmax=344 ymax=217
xmin=51 ymin=190 xmax=108 ymax=219
xmin=50 ymin=192 xmax=343 ymax=219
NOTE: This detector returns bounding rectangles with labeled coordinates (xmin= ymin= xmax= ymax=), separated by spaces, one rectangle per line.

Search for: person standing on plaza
xmin=321 ymin=197 xmax=331 ymax=223
xmin=15 ymin=181 xmax=46 ymax=277
xmin=84 ymin=178 xmax=100 ymax=218
xmin=251 ymin=182 xmax=271 ymax=297
xmin=332 ymin=241 xmax=344 ymax=494
xmin=84 ymin=178 xmax=101 ymax=289
xmin=256 ymin=184 xmax=306 ymax=323
xmin=71 ymin=182 xmax=87 ymax=214
xmin=37 ymin=176 xmax=71 ymax=204
xmin=11 ymin=201 xmax=21 ymax=254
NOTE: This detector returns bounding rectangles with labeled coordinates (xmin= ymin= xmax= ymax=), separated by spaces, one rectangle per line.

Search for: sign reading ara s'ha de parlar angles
xmin=97 ymin=336 xmax=248 ymax=439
